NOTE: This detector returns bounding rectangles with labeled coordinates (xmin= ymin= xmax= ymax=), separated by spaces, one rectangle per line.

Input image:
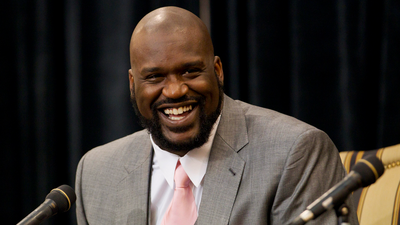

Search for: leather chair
xmin=339 ymin=144 xmax=400 ymax=225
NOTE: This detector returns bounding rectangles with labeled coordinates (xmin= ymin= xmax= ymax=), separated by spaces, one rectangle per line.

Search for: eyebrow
xmin=140 ymin=60 xmax=206 ymax=75
xmin=181 ymin=60 xmax=205 ymax=68
xmin=140 ymin=67 xmax=162 ymax=74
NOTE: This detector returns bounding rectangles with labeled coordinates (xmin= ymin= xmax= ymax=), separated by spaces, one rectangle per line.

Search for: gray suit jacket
xmin=75 ymin=95 xmax=358 ymax=225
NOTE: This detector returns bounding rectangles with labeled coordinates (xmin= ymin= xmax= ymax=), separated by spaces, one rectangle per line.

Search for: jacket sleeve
xmin=270 ymin=128 xmax=359 ymax=225
xmin=75 ymin=154 xmax=89 ymax=225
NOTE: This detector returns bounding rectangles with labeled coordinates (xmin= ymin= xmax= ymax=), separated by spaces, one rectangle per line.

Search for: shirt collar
xmin=151 ymin=114 xmax=221 ymax=189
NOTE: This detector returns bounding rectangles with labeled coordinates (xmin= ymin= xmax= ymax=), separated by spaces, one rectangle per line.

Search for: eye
xmin=145 ymin=74 xmax=164 ymax=82
xmin=183 ymin=68 xmax=202 ymax=78
xmin=186 ymin=68 xmax=202 ymax=73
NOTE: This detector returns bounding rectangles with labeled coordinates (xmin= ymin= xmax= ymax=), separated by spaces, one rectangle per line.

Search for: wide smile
xmin=157 ymin=100 xmax=199 ymax=125
xmin=163 ymin=105 xmax=193 ymax=121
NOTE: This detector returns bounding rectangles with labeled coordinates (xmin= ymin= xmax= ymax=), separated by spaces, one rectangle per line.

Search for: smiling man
xmin=128 ymin=8 xmax=224 ymax=156
xmin=75 ymin=6 xmax=358 ymax=225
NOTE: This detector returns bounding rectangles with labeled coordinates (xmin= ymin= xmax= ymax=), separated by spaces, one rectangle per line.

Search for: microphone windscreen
xmin=46 ymin=185 xmax=77 ymax=212
xmin=351 ymin=155 xmax=384 ymax=187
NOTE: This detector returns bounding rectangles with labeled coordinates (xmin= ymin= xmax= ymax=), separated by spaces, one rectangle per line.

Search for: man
xmin=75 ymin=6 xmax=358 ymax=225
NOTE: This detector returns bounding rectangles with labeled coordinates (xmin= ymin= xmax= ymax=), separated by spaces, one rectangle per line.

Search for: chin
xmin=163 ymin=130 xmax=200 ymax=146
xmin=156 ymin=129 xmax=208 ymax=153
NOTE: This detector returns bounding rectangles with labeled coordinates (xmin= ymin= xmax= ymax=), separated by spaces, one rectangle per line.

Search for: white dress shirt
xmin=150 ymin=115 xmax=221 ymax=225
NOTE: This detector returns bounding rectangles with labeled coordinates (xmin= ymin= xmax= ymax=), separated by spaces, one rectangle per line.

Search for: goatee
xmin=130 ymin=79 xmax=223 ymax=154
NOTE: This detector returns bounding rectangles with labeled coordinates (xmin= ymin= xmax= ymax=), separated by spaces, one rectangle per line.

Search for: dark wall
xmin=2 ymin=0 xmax=399 ymax=224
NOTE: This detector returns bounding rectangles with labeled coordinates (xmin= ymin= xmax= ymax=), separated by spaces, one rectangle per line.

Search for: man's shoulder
xmin=82 ymin=129 xmax=150 ymax=163
xmin=233 ymin=98 xmax=315 ymax=133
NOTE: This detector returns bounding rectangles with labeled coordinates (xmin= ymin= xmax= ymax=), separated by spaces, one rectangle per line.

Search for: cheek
xmin=135 ymin=85 xmax=162 ymax=117
xmin=188 ymin=77 xmax=220 ymax=112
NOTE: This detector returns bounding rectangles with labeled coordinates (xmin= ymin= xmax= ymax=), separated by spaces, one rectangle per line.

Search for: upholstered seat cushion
xmin=339 ymin=144 xmax=400 ymax=225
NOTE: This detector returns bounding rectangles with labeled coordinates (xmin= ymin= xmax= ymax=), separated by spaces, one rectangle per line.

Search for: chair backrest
xmin=339 ymin=144 xmax=400 ymax=225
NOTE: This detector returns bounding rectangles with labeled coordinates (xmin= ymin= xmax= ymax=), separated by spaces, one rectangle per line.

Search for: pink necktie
xmin=161 ymin=161 xmax=197 ymax=225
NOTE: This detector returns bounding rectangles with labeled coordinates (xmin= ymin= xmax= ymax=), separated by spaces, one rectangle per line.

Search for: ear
xmin=128 ymin=69 xmax=135 ymax=96
xmin=214 ymin=56 xmax=224 ymax=85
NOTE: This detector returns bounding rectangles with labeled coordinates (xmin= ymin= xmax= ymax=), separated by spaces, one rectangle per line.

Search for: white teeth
xmin=170 ymin=116 xmax=184 ymax=121
xmin=163 ymin=105 xmax=194 ymax=116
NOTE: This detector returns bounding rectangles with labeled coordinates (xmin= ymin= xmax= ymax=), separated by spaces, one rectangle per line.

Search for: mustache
xmin=151 ymin=95 xmax=205 ymax=110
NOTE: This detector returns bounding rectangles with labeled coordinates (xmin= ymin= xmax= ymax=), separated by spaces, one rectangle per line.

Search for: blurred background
xmin=2 ymin=0 xmax=399 ymax=224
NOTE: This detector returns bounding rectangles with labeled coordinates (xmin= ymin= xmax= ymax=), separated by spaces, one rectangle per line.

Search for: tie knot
xmin=174 ymin=162 xmax=190 ymax=188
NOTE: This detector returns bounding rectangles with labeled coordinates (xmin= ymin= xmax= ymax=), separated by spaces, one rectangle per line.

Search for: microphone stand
xmin=290 ymin=201 xmax=352 ymax=225
xmin=335 ymin=203 xmax=350 ymax=225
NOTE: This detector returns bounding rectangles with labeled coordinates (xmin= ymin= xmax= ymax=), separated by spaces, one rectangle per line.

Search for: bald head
xmin=127 ymin=7 xmax=224 ymax=154
xmin=129 ymin=7 xmax=214 ymax=67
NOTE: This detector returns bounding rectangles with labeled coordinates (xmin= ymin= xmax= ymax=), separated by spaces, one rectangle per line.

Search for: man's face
xmin=129 ymin=30 xmax=224 ymax=154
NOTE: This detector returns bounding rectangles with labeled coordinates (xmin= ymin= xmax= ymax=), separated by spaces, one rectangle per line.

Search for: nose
xmin=162 ymin=76 xmax=189 ymax=99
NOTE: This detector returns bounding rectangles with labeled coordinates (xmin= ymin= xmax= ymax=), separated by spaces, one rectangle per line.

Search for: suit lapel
xmin=113 ymin=96 xmax=248 ymax=224
xmin=196 ymin=96 xmax=248 ymax=224
xmin=115 ymin=132 xmax=153 ymax=224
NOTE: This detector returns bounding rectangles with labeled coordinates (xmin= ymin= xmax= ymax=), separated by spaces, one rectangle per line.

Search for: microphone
xmin=290 ymin=155 xmax=384 ymax=225
xmin=17 ymin=184 xmax=77 ymax=225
